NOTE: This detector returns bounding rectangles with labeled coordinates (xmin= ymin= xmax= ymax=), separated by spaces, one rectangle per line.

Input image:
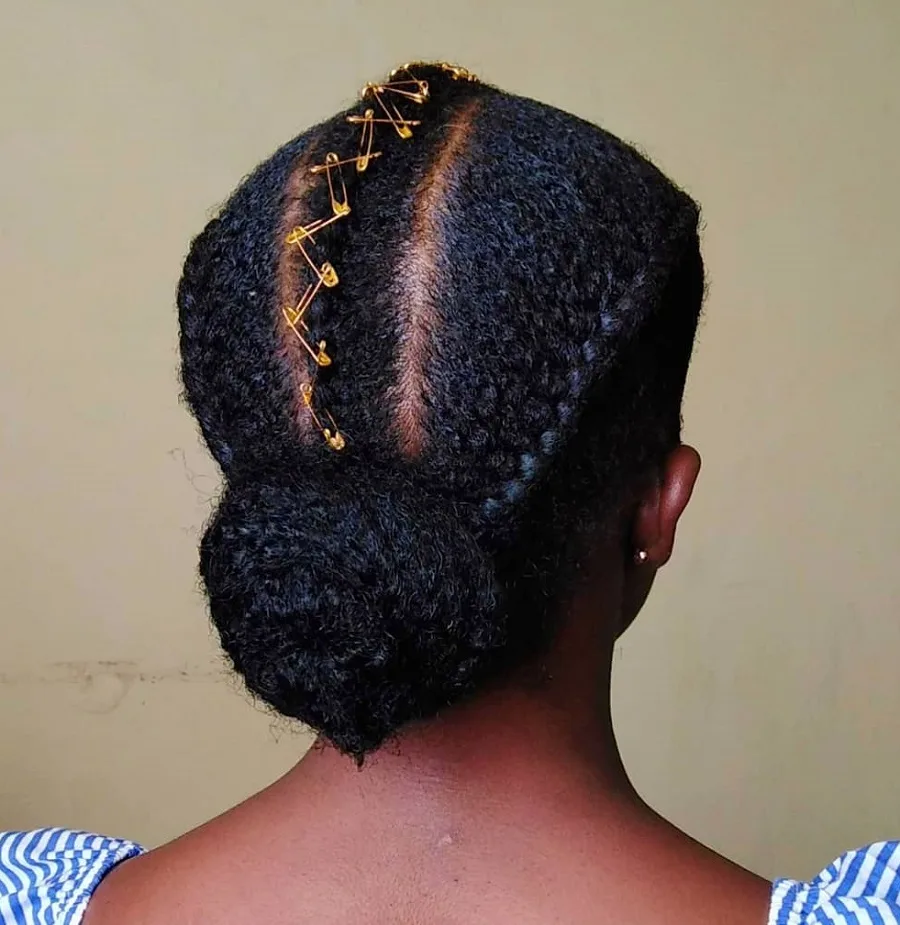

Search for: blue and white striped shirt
xmin=0 ymin=829 xmax=142 ymax=925
xmin=0 ymin=828 xmax=898 ymax=923
xmin=768 ymin=841 xmax=900 ymax=925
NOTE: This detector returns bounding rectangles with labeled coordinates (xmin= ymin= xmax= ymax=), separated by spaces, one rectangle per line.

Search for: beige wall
xmin=1 ymin=0 xmax=898 ymax=881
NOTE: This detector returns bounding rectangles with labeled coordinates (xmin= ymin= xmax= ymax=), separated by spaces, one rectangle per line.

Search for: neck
xmin=289 ymin=593 xmax=634 ymax=820
xmin=305 ymin=685 xmax=626 ymax=790
xmin=281 ymin=549 xmax=637 ymax=826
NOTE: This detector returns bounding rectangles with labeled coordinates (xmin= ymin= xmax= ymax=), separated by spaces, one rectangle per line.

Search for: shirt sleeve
xmin=0 ymin=828 xmax=144 ymax=925
xmin=769 ymin=842 xmax=900 ymax=925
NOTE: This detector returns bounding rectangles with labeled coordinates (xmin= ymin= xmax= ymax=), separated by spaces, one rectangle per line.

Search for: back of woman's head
xmin=178 ymin=63 xmax=704 ymax=760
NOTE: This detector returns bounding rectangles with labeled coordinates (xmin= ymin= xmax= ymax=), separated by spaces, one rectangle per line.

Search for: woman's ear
xmin=632 ymin=445 xmax=701 ymax=567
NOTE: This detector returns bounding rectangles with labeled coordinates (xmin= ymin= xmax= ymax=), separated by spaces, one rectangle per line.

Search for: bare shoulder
xmin=85 ymin=792 xmax=772 ymax=925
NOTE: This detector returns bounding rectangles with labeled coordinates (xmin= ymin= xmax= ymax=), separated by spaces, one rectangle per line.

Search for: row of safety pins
xmin=282 ymin=62 xmax=478 ymax=451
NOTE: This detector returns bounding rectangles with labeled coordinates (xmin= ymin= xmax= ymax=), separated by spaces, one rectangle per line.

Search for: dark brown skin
xmin=86 ymin=445 xmax=771 ymax=925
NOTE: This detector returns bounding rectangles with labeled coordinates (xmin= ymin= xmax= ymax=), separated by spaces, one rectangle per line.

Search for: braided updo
xmin=177 ymin=63 xmax=703 ymax=760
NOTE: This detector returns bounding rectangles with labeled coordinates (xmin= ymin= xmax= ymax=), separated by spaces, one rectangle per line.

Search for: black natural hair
xmin=178 ymin=64 xmax=703 ymax=760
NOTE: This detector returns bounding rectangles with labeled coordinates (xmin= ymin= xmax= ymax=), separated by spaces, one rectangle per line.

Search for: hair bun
xmin=200 ymin=464 xmax=504 ymax=758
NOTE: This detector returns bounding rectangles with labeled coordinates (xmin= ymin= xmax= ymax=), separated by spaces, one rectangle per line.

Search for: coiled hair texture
xmin=178 ymin=64 xmax=704 ymax=760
